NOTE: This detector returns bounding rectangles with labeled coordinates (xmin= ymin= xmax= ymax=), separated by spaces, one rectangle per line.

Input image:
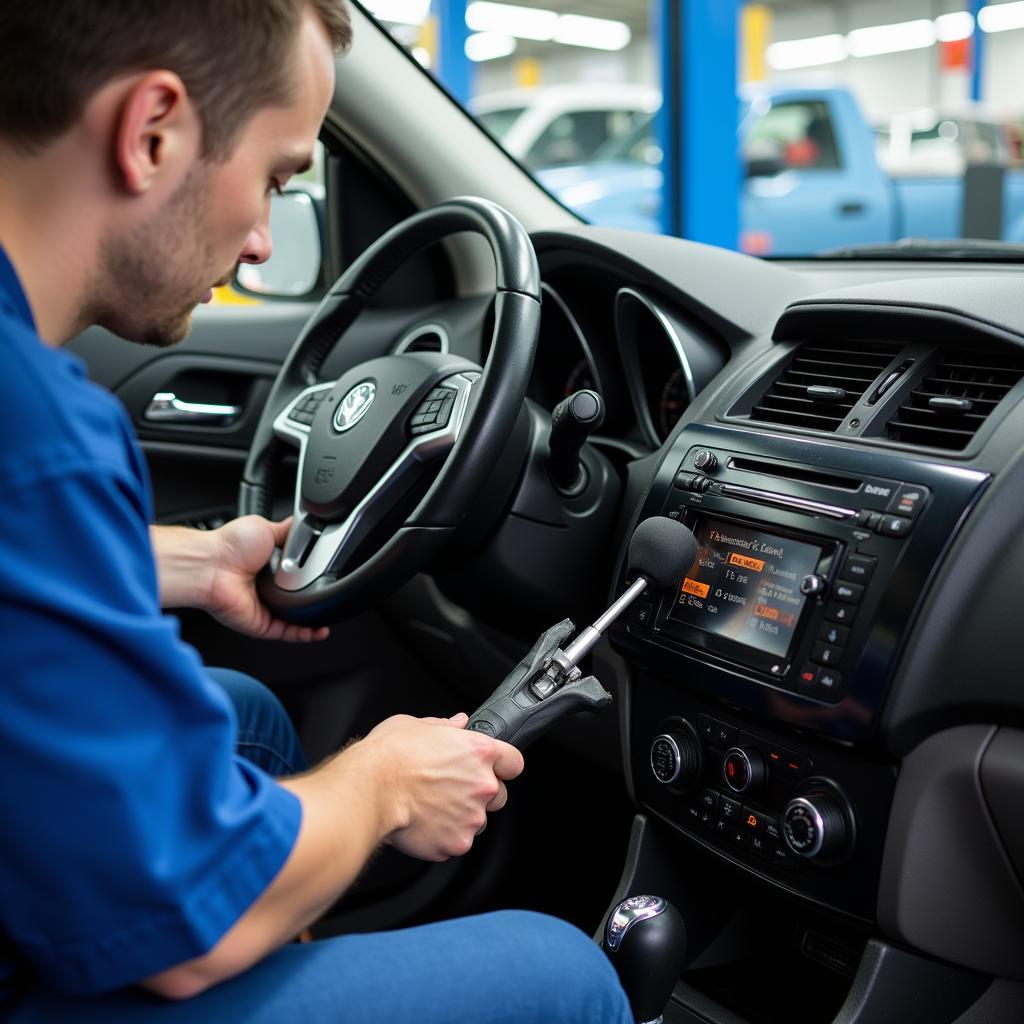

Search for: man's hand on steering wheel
xmin=206 ymin=516 xmax=332 ymax=643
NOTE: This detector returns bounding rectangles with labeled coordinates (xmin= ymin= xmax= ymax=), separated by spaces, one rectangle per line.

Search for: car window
xmin=746 ymin=100 xmax=841 ymax=171
xmin=476 ymin=107 xmax=527 ymax=141
xmin=525 ymin=109 xmax=643 ymax=170
xmin=366 ymin=4 xmax=1024 ymax=259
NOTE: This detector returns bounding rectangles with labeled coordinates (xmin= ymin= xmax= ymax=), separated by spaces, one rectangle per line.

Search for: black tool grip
xmin=467 ymin=619 xmax=613 ymax=749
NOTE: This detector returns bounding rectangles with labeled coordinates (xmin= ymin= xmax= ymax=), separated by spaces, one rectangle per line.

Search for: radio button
xmin=819 ymin=622 xmax=850 ymax=645
xmin=693 ymin=449 xmax=718 ymax=471
xmin=824 ymin=601 xmax=857 ymax=624
xmin=817 ymin=668 xmax=843 ymax=695
xmin=840 ymin=554 xmax=877 ymax=584
xmin=879 ymin=515 xmax=913 ymax=537
xmin=833 ymin=581 xmax=864 ymax=605
xmin=811 ymin=642 xmax=841 ymax=667
xmin=888 ymin=484 xmax=929 ymax=521
xmin=796 ymin=663 xmax=819 ymax=687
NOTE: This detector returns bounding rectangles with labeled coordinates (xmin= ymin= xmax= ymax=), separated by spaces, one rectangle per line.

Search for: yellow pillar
xmin=741 ymin=4 xmax=772 ymax=83
xmin=514 ymin=57 xmax=542 ymax=89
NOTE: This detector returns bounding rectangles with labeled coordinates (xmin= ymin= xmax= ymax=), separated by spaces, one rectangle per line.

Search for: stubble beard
xmin=89 ymin=165 xmax=222 ymax=348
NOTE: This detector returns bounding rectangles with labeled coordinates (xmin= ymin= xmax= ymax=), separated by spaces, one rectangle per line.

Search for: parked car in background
xmin=537 ymin=85 xmax=1024 ymax=255
xmin=875 ymin=107 xmax=1012 ymax=177
xmin=471 ymin=83 xmax=659 ymax=170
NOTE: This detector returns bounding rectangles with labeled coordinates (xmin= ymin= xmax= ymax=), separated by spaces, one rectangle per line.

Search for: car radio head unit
xmin=659 ymin=515 xmax=837 ymax=677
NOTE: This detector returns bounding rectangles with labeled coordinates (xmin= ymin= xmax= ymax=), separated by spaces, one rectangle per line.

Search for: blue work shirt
xmin=0 ymin=247 xmax=301 ymax=998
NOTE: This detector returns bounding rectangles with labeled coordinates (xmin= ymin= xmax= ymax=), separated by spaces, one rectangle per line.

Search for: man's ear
xmin=114 ymin=71 xmax=198 ymax=195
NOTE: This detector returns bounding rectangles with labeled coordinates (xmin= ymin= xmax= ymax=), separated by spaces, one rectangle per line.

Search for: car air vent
xmin=885 ymin=347 xmax=1024 ymax=451
xmin=749 ymin=342 xmax=901 ymax=432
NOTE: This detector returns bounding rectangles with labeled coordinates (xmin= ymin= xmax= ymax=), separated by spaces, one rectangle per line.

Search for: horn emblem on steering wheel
xmin=333 ymin=381 xmax=376 ymax=433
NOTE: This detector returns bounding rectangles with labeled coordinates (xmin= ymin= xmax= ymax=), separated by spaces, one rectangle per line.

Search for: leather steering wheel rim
xmin=239 ymin=196 xmax=541 ymax=625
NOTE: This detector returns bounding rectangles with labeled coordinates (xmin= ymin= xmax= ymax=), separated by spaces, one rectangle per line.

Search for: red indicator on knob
xmin=722 ymin=746 xmax=765 ymax=794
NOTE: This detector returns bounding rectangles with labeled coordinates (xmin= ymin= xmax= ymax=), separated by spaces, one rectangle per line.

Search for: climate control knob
xmin=783 ymin=793 xmax=848 ymax=859
xmin=650 ymin=726 xmax=701 ymax=787
xmin=722 ymin=746 xmax=765 ymax=794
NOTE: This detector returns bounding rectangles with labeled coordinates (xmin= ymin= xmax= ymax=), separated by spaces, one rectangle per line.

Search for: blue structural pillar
xmin=435 ymin=0 xmax=471 ymax=107
xmin=654 ymin=0 xmax=740 ymax=248
xmin=971 ymin=0 xmax=985 ymax=103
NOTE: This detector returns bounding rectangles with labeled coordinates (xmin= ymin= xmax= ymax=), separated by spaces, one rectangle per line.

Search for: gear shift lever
xmin=467 ymin=516 xmax=698 ymax=749
xmin=604 ymin=896 xmax=687 ymax=1024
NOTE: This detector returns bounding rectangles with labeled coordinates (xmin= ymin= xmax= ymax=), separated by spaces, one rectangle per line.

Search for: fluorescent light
xmin=934 ymin=11 xmax=975 ymax=42
xmin=465 ymin=31 xmax=517 ymax=62
xmin=979 ymin=1 xmax=1024 ymax=33
xmin=364 ymin=0 xmax=430 ymax=26
xmin=553 ymin=14 xmax=631 ymax=51
xmin=765 ymin=34 xmax=847 ymax=71
xmin=847 ymin=19 xmax=935 ymax=57
xmin=466 ymin=2 xmax=557 ymax=41
xmin=466 ymin=3 xmax=629 ymax=51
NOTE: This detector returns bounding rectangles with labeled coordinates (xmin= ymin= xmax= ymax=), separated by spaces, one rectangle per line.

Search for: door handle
xmin=838 ymin=200 xmax=866 ymax=216
xmin=144 ymin=392 xmax=242 ymax=426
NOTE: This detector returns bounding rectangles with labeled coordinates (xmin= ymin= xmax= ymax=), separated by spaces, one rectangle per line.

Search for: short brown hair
xmin=0 ymin=0 xmax=351 ymax=158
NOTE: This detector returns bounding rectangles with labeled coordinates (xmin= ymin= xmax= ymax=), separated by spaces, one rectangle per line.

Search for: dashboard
xmin=506 ymin=228 xmax=1024 ymax=985
xmin=526 ymin=271 xmax=726 ymax=449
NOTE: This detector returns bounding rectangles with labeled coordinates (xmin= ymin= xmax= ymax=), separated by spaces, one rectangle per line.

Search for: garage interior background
xmin=357 ymin=0 xmax=1024 ymax=247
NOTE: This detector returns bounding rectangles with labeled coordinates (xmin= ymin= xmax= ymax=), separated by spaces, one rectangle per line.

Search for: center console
xmin=611 ymin=422 xmax=988 ymax=919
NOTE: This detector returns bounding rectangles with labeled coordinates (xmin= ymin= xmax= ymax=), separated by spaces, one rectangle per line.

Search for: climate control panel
xmin=632 ymin=678 xmax=894 ymax=920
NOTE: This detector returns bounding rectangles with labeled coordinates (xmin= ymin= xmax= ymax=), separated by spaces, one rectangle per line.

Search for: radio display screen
xmin=667 ymin=518 xmax=822 ymax=660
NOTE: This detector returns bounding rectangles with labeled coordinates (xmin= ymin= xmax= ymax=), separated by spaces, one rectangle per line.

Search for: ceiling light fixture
xmin=847 ymin=19 xmax=936 ymax=58
xmin=465 ymin=2 xmax=630 ymax=52
xmin=466 ymin=2 xmax=558 ymax=41
xmin=934 ymin=11 xmax=975 ymax=42
xmin=364 ymin=0 xmax=431 ymax=27
xmin=465 ymin=31 xmax=518 ymax=62
xmin=765 ymin=34 xmax=847 ymax=71
xmin=553 ymin=13 xmax=631 ymax=51
xmin=979 ymin=1 xmax=1024 ymax=33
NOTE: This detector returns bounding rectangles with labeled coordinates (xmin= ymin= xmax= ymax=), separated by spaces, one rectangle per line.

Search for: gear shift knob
xmin=604 ymin=895 xmax=687 ymax=1024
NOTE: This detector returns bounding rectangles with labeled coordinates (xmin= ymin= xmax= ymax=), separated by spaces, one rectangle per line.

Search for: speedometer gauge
xmin=658 ymin=368 xmax=687 ymax=438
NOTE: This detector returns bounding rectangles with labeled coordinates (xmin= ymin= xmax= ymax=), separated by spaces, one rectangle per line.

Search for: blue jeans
xmin=10 ymin=672 xmax=631 ymax=1023
xmin=208 ymin=667 xmax=309 ymax=776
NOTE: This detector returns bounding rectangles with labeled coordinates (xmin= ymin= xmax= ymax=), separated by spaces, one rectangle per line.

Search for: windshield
xmin=368 ymin=1 xmax=1024 ymax=259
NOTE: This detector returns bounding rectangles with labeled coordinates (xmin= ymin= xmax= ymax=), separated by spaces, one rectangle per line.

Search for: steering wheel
xmin=238 ymin=197 xmax=541 ymax=625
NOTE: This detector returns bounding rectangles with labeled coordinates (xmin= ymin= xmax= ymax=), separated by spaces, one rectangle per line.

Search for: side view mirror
xmin=744 ymin=139 xmax=786 ymax=178
xmin=235 ymin=188 xmax=323 ymax=299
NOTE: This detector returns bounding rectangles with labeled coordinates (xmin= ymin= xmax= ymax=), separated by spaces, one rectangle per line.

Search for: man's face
xmin=94 ymin=10 xmax=336 ymax=347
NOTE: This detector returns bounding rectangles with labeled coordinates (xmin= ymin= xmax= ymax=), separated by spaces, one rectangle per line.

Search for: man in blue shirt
xmin=0 ymin=2 xmax=631 ymax=1021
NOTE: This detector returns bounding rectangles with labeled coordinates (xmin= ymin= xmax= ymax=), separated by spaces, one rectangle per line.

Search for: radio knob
xmin=650 ymin=726 xmax=701 ymax=787
xmin=693 ymin=449 xmax=718 ymax=472
xmin=799 ymin=573 xmax=827 ymax=596
xmin=722 ymin=746 xmax=765 ymax=794
xmin=783 ymin=793 xmax=848 ymax=859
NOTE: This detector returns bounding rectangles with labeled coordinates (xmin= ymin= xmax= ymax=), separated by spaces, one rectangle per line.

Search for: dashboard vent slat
xmin=749 ymin=341 xmax=901 ymax=434
xmin=885 ymin=347 xmax=1024 ymax=451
